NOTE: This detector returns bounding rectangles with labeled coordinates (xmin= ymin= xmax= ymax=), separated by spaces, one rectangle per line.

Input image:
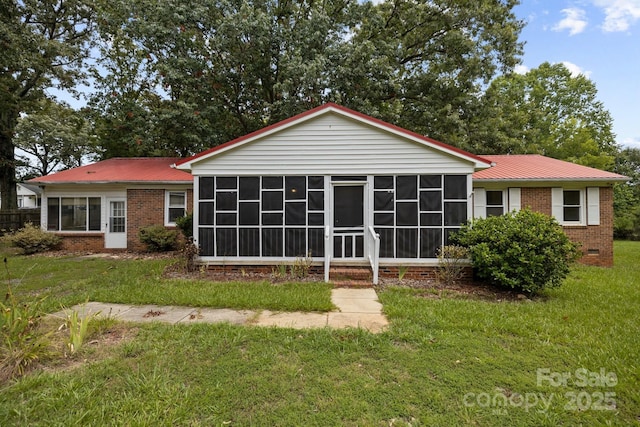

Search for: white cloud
xmin=622 ymin=137 xmax=640 ymax=148
xmin=560 ymin=61 xmax=592 ymax=78
xmin=592 ymin=0 xmax=640 ymax=32
xmin=514 ymin=64 xmax=530 ymax=74
xmin=553 ymin=8 xmax=588 ymax=35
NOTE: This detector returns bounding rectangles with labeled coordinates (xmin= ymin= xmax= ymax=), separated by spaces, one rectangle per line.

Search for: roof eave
xmin=31 ymin=180 xmax=193 ymax=185
xmin=473 ymin=177 xmax=629 ymax=183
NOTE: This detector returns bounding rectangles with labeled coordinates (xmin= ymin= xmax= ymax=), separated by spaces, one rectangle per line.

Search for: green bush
xmin=5 ymin=223 xmax=61 ymax=254
xmin=138 ymin=225 xmax=178 ymax=252
xmin=175 ymin=213 xmax=193 ymax=238
xmin=452 ymin=208 xmax=581 ymax=293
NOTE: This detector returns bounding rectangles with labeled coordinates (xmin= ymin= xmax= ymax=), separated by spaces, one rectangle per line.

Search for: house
xmin=29 ymin=158 xmax=193 ymax=252
xmin=0 ymin=183 xmax=42 ymax=209
xmin=17 ymin=183 xmax=42 ymax=208
xmin=29 ymin=104 xmax=626 ymax=280
xmin=472 ymin=154 xmax=626 ymax=266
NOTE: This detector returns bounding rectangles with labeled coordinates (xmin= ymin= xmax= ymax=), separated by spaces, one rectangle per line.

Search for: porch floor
xmin=52 ymin=288 xmax=388 ymax=333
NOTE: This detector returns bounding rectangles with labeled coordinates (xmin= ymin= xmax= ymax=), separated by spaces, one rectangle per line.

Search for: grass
xmin=0 ymin=253 xmax=333 ymax=312
xmin=0 ymin=242 xmax=639 ymax=425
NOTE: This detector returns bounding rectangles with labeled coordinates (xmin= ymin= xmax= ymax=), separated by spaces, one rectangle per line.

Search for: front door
xmin=105 ymin=199 xmax=127 ymax=249
xmin=333 ymin=185 xmax=365 ymax=258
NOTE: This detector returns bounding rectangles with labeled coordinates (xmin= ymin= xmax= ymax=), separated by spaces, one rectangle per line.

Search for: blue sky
xmin=512 ymin=0 xmax=640 ymax=148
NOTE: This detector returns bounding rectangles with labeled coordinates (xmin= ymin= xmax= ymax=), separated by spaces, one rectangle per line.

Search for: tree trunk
xmin=0 ymin=108 xmax=19 ymax=212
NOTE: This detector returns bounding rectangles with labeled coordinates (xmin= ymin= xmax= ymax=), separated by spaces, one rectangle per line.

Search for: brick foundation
xmin=58 ymin=233 xmax=106 ymax=252
xmin=521 ymin=186 xmax=614 ymax=267
xmin=204 ymin=264 xmax=474 ymax=284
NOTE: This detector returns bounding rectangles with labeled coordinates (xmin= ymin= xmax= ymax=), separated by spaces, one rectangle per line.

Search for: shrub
xmin=138 ymin=225 xmax=178 ymax=252
xmin=452 ymin=208 xmax=581 ymax=293
xmin=436 ymin=245 xmax=469 ymax=286
xmin=175 ymin=213 xmax=193 ymax=238
xmin=5 ymin=223 xmax=61 ymax=254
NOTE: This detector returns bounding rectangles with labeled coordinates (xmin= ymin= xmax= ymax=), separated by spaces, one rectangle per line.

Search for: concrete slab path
xmin=53 ymin=288 xmax=389 ymax=333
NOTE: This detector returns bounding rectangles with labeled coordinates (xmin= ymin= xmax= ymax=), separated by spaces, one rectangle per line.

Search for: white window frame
xmin=46 ymin=196 xmax=102 ymax=232
xmin=552 ymin=188 xmax=585 ymax=226
xmin=485 ymin=189 xmax=506 ymax=217
xmin=165 ymin=191 xmax=187 ymax=226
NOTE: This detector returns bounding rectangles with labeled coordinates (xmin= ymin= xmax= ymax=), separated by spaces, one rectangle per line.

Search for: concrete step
xmin=329 ymin=267 xmax=373 ymax=282
xmin=332 ymin=280 xmax=373 ymax=288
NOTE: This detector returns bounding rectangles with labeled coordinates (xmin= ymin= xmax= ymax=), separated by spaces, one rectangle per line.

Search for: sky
xmin=512 ymin=0 xmax=640 ymax=149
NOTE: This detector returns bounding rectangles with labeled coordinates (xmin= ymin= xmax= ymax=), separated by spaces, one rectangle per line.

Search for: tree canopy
xmin=14 ymin=99 xmax=97 ymax=179
xmin=90 ymin=0 xmax=524 ymax=158
xmin=472 ymin=62 xmax=618 ymax=169
xmin=0 ymin=0 xmax=97 ymax=210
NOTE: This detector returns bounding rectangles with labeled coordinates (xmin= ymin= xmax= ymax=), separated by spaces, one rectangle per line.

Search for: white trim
xmin=165 ymin=190 xmax=187 ymax=226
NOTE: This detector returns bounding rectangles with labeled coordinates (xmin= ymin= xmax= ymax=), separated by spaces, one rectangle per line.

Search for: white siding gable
xmin=189 ymin=113 xmax=476 ymax=176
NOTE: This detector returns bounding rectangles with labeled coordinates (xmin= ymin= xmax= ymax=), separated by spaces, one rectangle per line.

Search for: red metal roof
xmin=176 ymin=103 xmax=492 ymax=169
xmin=29 ymin=158 xmax=193 ymax=184
xmin=473 ymin=154 xmax=628 ymax=182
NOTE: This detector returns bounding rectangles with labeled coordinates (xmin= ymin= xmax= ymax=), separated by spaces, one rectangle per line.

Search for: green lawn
xmin=1 ymin=243 xmax=639 ymax=425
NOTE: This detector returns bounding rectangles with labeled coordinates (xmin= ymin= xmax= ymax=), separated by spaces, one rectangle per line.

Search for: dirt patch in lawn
xmin=376 ymin=277 xmax=537 ymax=302
xmin=37 ymin=320 xmax=139 ymax=376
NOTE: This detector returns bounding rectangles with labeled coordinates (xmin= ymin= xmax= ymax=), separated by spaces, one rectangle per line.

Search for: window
xmin=166 ymin=191 xmax=186 ymax=225
xmin=552 ymin=188 xmax=585 ymax=225
xmin=486 ymin=190 xmax=504 ymax=217
xmin=563 ymin=190 xmax=582 ymax=222
xmin=47 ymin=197 xmax=101 ymax=231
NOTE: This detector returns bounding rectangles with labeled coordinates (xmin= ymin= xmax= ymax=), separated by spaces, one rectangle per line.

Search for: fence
xmin=0 ymin=209 xmax=41 ymax=234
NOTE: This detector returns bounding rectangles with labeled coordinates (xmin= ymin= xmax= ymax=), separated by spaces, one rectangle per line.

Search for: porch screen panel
xmin=373 ymin=174 xmax=468 ymax=259
xmin=197 ymin=176 xmax=324 ymax=258
xmin=199 ymin=228 xmax=215 ymax=256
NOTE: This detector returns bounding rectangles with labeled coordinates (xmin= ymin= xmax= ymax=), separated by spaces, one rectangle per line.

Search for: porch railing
xmin=366 ymin=226 xmax=380 ymax=285
xmin=324 ymin=225 xmax=331 ymax=283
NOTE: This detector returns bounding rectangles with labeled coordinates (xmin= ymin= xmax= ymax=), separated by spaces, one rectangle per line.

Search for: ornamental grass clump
xmin=452 ymin=208 xmax=581 ymax=294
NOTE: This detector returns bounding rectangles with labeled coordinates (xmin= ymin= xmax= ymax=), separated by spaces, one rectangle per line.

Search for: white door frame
xmin=105 ymin=198 xmax=127 ymax=249
xmin=330 ymin=182 xmax=368 ymax=259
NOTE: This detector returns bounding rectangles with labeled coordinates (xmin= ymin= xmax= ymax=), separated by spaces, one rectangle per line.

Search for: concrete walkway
xmin=55 ymin=288 xmax=388 ymax=333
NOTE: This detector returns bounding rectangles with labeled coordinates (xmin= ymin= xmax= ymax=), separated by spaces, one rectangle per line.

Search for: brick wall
xmin=204 ymin=264 xmax=474 ymax=284
xmin=58 ymin=233 xmax=106 ymax=252
xmin=521 ymin=186 xmax=614 ymax=267
xmin=127 ymin=188 xmax=192 ymax=252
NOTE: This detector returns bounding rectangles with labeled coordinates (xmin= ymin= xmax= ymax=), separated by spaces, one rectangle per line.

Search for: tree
xmin=473 ymin=62 xmax=618 ymax=169
xmin=15 ymin=99 xmax=97 ymax=178
xmin=0 ymin=0 xmax=97 ymax=210
xmin=613 ymin=147 xmax=640 ymax=239
xmin=334 ymin=0 xmax=524 ymax=148
xmin=91 ymin=0 xmax=524 ymax=158
xmin=91 ymin=0 xmax=357 ymax=158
